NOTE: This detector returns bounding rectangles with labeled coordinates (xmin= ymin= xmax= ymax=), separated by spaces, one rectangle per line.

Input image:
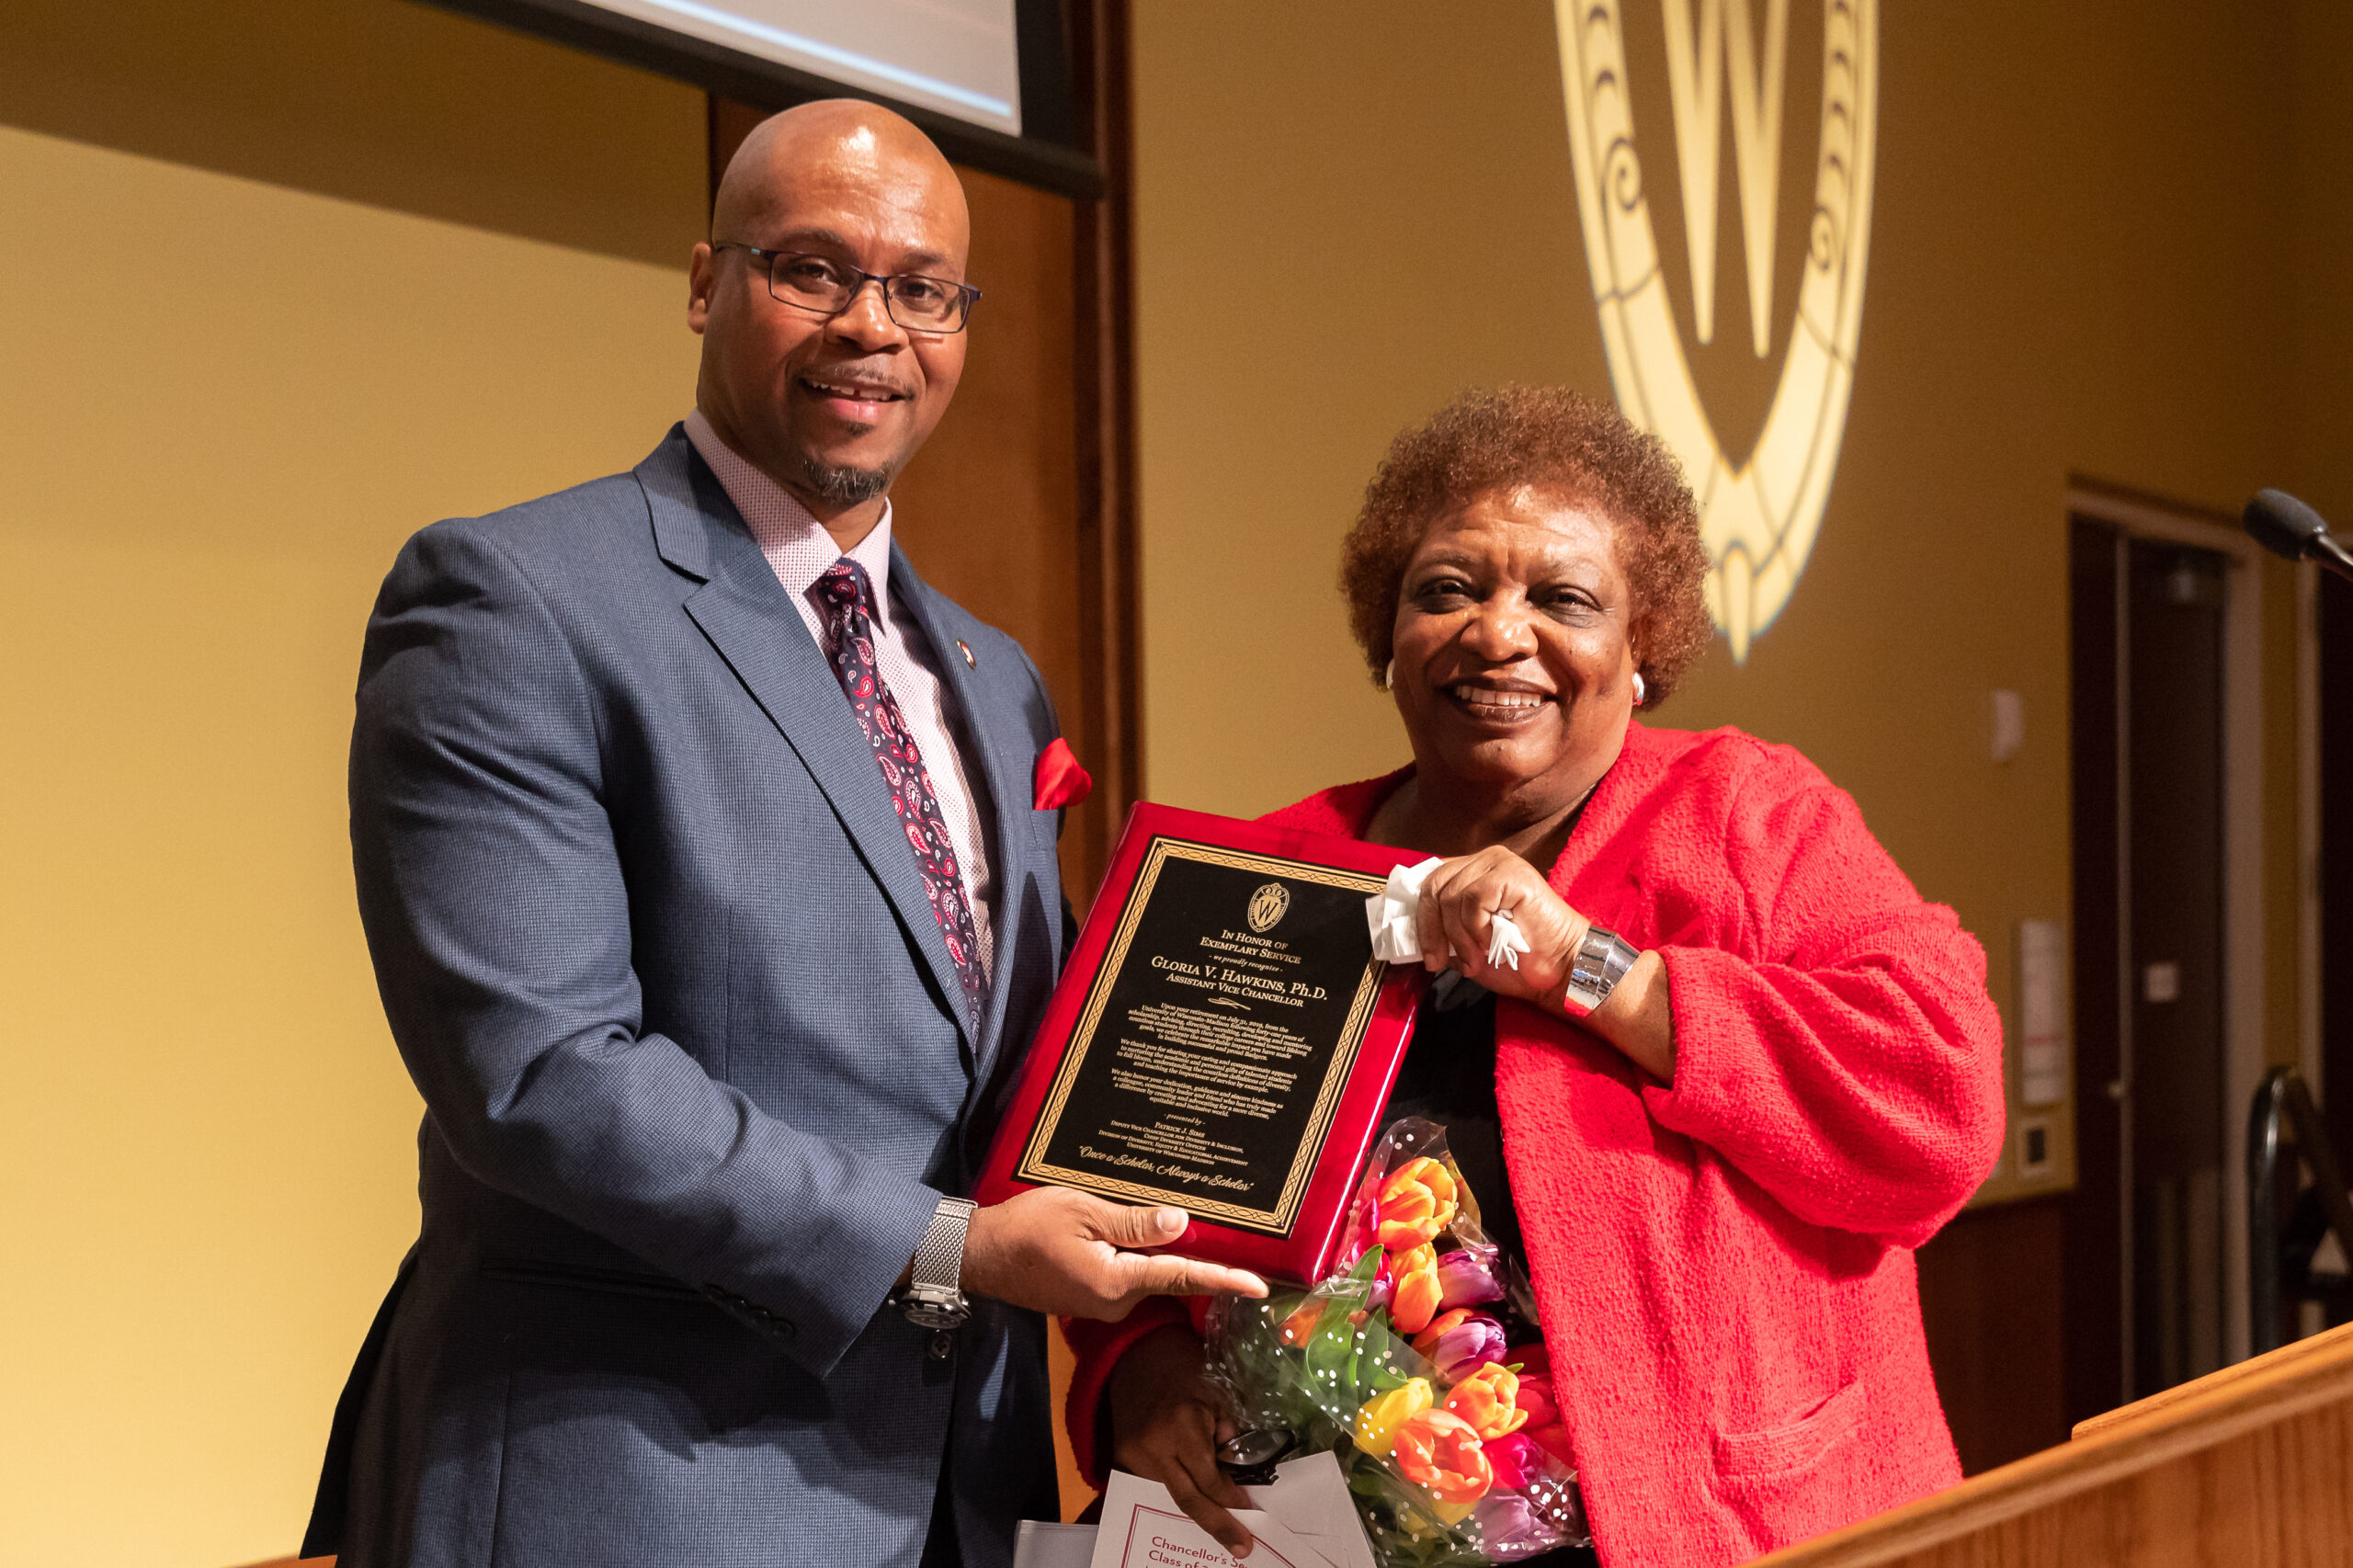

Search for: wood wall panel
xmin=1916 ymin=1197 xmax=2071 ymax=1473
xmin=881 ymin=167 xmax=1097 ymax=898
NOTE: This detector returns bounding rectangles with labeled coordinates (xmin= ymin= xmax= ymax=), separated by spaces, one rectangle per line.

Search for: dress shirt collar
xmin=685 ymin=409 xmax=897 ymax=630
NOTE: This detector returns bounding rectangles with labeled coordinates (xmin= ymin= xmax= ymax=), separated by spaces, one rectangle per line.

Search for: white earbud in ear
xmin=1382 ymin=658 xmax=1396 ymax=691
xmin=1631 ymin=671 xmax=1648 ymax=707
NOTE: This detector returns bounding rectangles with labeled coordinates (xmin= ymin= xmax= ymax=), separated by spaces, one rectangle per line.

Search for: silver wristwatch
xmin=1563 ymin=925 xmax=1641 ymax=1017
xmin=899 ymin=1196 xmax=976 ymax=1331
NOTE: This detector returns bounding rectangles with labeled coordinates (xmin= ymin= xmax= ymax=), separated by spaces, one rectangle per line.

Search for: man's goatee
xmin=803 ymin=457 xmax=892 ymax=506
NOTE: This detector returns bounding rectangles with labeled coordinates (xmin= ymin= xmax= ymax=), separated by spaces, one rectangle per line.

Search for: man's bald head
xmin=713 ymin=100 xmax=969 ymax=261
xmin=688 ymin=101 xmax=974 ymax=542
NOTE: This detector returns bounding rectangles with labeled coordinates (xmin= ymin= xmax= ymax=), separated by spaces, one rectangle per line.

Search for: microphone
xmin=2244 ymin=489 xmax=2353 ymax=583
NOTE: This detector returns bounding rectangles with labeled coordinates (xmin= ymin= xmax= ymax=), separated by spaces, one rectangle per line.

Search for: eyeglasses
xmin=711 ymin=244 xmax=982 ymax=334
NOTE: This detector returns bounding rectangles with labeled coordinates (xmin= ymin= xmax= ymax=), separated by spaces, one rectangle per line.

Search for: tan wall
xmin=0 ymin=4 xmax=706 ymax=1564
xmin=1131 ymin=0 xmax=2343 ymax=1202
xmin=5 ymin=0 xmax=2349 ymax=1560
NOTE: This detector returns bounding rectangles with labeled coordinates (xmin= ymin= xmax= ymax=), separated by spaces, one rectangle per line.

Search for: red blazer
xmin=1064 ymin=723 xmax=2006 ymax=1567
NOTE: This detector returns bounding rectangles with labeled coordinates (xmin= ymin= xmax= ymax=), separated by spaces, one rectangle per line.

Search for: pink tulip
xmin=1364 ymin=1252 xmax=1395 ymax=1312
xmin=1483 ymin=1432 xmax=1541 ymax=1491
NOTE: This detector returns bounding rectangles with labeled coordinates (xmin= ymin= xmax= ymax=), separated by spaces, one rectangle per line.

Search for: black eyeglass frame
xmin=711 ymin=243 xmax=983 ymax=335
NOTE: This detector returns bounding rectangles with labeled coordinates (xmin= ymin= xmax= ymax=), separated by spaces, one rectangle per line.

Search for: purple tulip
xmin=1414 ymin=1309 xmax=1507 ymax=1381
xmin=1470 ymin=1494 xmax=1552 ymax=1558
xmin=1434 ymin=1242 xmax=1504 ymax=1311
xmin=1527 ymin=1469 xmax=1589 ymax=1542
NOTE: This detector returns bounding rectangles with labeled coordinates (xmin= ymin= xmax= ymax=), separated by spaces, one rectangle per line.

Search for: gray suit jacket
xmin=306 ymin=427 xmax=1068 ymax=1567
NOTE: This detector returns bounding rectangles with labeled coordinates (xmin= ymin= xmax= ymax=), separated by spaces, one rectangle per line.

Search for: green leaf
xmin=1302 ymin=1296 xmax=1358 ymax=1410
xmin=1358 ymin=1314 xmax=1411 ymax=1392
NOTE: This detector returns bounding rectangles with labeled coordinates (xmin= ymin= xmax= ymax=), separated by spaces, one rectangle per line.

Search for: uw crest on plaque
xmin=975 ymin=806 xmax=1427 ymax=1283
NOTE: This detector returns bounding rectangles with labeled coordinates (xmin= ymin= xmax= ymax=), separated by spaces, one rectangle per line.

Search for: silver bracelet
xmin=897 ymin=1196 xmax=975 ymax=1332
xmin=1563 ymin=925 xmax=1641 ymax=1017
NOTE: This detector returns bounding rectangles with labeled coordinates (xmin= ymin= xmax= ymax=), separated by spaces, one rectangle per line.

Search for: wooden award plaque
xmin=973 ymin=803 xmax=1428 ymax=1284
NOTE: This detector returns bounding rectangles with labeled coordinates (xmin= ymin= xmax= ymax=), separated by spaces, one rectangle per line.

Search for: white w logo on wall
xmin=1554 ymin=1 xmax=1877 ymax=662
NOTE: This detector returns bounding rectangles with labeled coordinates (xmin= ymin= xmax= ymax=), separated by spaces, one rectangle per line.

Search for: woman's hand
xmin=1413 ymin=847 xmax=1677 ymax=1080
xmin=1106 ymin=1324 xmax=1255 ymax=1558
xmin=1412 ymin=846 xmax=1586 ymax=997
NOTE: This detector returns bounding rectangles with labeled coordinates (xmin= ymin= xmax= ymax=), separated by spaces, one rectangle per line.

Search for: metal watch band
xmin=1563 ymin=925 xmax=1641 ymax=1017
xmin=901 ymin=1196 xmax=976 ymax=1331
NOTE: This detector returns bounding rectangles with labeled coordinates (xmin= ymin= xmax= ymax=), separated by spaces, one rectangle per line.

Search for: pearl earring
xmin=1382 ymin=658 xmax=1396 ymax=690
xmin=1631 ymin=671 xmax=1647 ymax=707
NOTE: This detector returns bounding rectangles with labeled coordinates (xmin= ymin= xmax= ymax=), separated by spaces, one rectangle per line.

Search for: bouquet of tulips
xmin=1203 ymin=1118 xmax=1589 ymax=1566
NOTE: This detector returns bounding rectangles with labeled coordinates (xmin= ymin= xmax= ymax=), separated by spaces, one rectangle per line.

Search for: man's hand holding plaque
xmin=977 ymin=805 xmax=1431 ymax=1285
xmin=961 ymin=1187 xmax=1267 ymax=1319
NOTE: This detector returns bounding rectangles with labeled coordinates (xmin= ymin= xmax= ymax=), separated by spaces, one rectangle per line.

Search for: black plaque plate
xmin=1014 ymin=837 xmax=1388 ymax=1234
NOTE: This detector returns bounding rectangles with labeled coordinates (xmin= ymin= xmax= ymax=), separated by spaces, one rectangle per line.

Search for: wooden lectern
xmin=1746 ymin=1321 xmax=2353 ymax=1566
xmin=256 ymin=1328 xmax=2353 ymax=1568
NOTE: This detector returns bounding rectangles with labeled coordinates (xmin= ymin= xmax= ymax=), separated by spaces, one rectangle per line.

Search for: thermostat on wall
xmin=2017 ymin=1117 xmax=2055 ymax=1179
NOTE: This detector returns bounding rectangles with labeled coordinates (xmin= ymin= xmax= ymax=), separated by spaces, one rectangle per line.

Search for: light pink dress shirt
xmin=685 ymin=411 xmax=996 ymax=985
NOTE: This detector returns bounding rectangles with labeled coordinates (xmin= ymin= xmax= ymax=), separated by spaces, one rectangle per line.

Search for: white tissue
xmin=1367 ymin=858 xmax=1440 ymax=963
xmin=1483 ymin=913 xmax=1531 ymax=971
xmin=1366 ymin=857 xmax=1529 ymax=971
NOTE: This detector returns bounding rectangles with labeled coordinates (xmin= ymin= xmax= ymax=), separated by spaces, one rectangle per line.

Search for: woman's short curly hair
xmin=1338 ymin=386 xmax=1713 ymax=704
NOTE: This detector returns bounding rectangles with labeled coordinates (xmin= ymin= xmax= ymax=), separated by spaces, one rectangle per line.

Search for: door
xmin=2122 ymin=540 xmax=2229 ymax=1392
xmin=2322 ymin=569 xmax=2353 ymax=1167
xmin=2066 ymin=519 xmax=2232 ymax=1415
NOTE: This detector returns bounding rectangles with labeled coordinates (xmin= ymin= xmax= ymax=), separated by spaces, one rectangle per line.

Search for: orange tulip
xmin=1392 ymin=1408 xmax=1494 ymax=1504
xmin=1279 ymin=1297 xmax=1327 ymax=1346
xmin=1443 ymin=1361 xmax=1529 ymax=1439
xmin=1375 ymin=1157 xmax=1460 ymax=1249
xmin=1390 ymin=1242 xmax=1442 ymax=1334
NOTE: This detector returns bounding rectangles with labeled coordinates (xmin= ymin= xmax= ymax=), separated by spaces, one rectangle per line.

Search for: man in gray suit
xmin=303 ymin=102 xmax=1263 ymax=1568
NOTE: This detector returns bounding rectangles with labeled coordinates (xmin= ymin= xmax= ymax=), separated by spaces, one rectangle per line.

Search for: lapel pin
xmin=957 ymin=640 xmax=975 ymax=668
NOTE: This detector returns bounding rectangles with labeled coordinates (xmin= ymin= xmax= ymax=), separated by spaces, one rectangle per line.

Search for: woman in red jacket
xmin=1064 ymin=387 xmax=2006 ymax=1568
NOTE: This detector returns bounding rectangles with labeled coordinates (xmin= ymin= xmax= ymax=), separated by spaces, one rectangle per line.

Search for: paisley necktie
xmin=813 ymin=559 xmax=988 ymax=1017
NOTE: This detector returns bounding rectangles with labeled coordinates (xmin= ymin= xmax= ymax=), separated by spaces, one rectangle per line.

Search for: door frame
xmin=2068 ymin=480 xmax=2315 ymax=1369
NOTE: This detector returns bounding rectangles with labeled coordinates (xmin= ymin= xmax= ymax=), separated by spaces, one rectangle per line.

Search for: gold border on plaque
xmin=1014 ymin=837 xmax=1389 ymax=1234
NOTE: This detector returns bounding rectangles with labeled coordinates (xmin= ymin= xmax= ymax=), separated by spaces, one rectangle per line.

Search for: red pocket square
xmin=1032 ymin=737 xmax=1093 ymax=811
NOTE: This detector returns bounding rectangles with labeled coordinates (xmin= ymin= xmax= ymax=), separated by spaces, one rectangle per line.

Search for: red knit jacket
xmin=1063 ymin=723 xmax=2006 ymax=1567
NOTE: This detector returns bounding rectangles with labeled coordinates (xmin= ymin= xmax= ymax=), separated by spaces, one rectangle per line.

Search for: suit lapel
xmin=886 ymin=541 xmax=1035 ymax=1082
xmin=637 ymin=429 xmax=980 ymax=1047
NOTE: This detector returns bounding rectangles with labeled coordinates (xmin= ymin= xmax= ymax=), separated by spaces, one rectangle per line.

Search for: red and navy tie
xmin=813 ymin=559 xmax=988 ymax=1016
